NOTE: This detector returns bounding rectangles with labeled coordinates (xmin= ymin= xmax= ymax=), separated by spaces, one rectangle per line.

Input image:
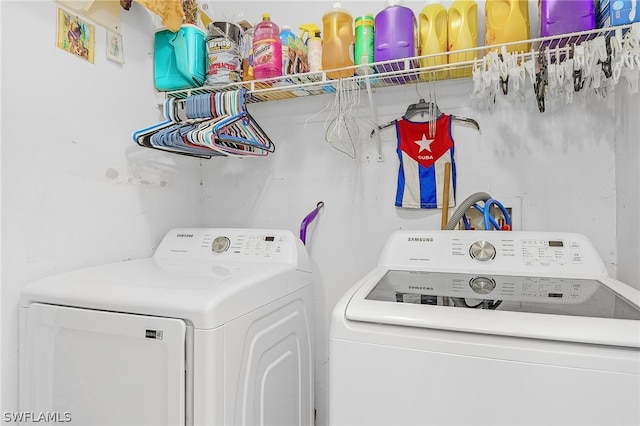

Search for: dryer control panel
xmin=154 ymin=228 xmax=300 ymax=262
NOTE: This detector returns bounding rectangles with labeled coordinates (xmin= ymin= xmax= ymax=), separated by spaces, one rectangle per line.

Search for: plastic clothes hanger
xmin=212 ymin=90 xmax=275 ymax=155
xmin=372 ymin=98 xmax=480 ymax=136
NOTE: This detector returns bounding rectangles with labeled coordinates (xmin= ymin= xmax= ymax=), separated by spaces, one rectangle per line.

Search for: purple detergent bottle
xmin=374 ymin=0 xmax=418 ymax=74
xmin=540 ymin=0 xmax=596 ymax=38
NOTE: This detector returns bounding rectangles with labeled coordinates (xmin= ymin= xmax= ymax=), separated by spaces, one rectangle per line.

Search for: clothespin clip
xmin=556 ymin=48 xmax=565 ymax=84
xmin=498 ymin=46 xmax=509 ymax=95
xmin=534 ymin=47 xmax=548 ymax=112
xmin=573 ymin=44 xmax=585 ymax=92
xmin=598 ymin=34 xmax=613 ymax=78
xmin=508 ymin=54 xmax=525 ymax=93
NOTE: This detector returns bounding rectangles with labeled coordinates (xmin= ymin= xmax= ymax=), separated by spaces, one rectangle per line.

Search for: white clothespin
xmin=592 ymin=64 xmax=602 ymax=89
xmin=508 ymin=55 xmax=525 ymax=93
xmin=624 ymin=67 xmax=639 ymax=93
xmin=472 ymin=60 xmax=484 ymax=100
xmin=556 ymin=54 xmax=565 ymax=84
xmin=574 ymin=44 xmax=586 ymax=70
xmin=524 ymin=55 xmax=536 ymax=86
xmin=592 ymin=37 xmax=608 ymax=63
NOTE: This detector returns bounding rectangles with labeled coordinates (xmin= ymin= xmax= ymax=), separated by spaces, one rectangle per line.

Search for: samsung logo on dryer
xmin=176 ymin=233 xmax=194 ymax=238
xmin=407 ymin=237 xmax=434 ymax=242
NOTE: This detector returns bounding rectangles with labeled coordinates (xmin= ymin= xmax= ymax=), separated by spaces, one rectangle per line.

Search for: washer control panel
xmin=154 ymin=228 xmax=296 ymax=262
xmin=380 ymin=230 xmax=606 ymax=276
xmin=458 ymin=236 xmax=584 ymax=267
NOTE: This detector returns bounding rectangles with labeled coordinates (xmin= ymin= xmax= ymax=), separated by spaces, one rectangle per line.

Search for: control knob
xmin=212 ymin=236 xmax=231 ymax=253
xmin=469 ymin=276 xmax=496 ymax=294
xmin=469 ymin=240 xmax=496 ymax=261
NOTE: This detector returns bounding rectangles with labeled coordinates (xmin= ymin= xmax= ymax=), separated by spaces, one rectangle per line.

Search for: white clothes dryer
xmin=20 ymin=228 xmax=314 ymax=426
xmin=329 ymin=230 xmax=640 ymax=426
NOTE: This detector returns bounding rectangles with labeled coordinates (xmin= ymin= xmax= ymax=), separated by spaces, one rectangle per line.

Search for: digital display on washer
xmin=365 ymin=270 xmax=640 ymax=320
xmin=548 ymin=240 xmax=564 ymax=247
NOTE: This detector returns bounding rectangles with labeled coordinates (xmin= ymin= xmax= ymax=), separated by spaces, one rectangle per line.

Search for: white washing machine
xmin=19 ymin=228 xmax=314 ymax=426
xmin=329 ymin=230 xmax=640 ymax=426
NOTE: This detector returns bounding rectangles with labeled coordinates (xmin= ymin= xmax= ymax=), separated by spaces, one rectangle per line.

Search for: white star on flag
xmin=415 ymin=134 xmax=434 ymax=152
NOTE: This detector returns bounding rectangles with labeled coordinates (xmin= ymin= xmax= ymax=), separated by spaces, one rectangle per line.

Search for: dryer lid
xmin=344 ymin=267 xmax=640 ymax=347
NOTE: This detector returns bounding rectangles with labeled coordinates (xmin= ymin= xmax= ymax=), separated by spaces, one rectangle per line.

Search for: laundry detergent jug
xmin=374 ymin=0 xmax=418 ymax=73
xmin=540 ymin=0 xmax=596 ymax=38
xmin=322 ymin=2 xmax=354 ymax=79
xmin=485 ymin=0 xmax=530 ymax=53
xmin=448 ymin=0 xmax=478 ymax=78
xmin=419 ymin=3 xmax=448 ymax=79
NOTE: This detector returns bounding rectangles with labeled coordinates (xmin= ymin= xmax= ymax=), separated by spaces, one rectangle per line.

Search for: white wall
xmin=1 ymin=1 xmax=202 ymax=414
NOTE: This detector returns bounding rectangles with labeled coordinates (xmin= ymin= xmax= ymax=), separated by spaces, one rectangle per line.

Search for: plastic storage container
xmin=355 ymin=14 xmax=375 ymax=74
xmin=485 ymin=0 xmax=530 ymax=53
xmin=540 ymin=0 xmax=596 ymax=37
xmin=374 ymin=0 xmax=418 ymax=73
xmin=419 ymin=3 xmax=448 ymax=79
xmin=448 ymin=0 xmax=478 ymax=78
xmin=154 ymin=24 xmax=206 ymax=91
xmin=252 ymin=13 xmax=282 ymax=80
xmin=322 ymin=2 xmax=355 ymax=79
xmin=280 ymin=25 xmax=295 ymax=75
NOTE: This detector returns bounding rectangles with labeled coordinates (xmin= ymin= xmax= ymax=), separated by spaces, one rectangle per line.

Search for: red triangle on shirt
xmin=397 ymin=118 xmax=453 ymax=169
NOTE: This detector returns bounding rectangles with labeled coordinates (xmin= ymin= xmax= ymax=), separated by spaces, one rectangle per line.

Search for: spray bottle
xmin=300 ymin=23 xmax=322 ymax=72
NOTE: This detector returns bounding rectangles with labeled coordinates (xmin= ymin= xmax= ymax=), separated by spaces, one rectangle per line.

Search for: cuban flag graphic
xmin=395 ymin=115 xmax=456 ymax=209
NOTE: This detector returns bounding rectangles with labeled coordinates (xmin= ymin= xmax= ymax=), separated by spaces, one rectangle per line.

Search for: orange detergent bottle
xmin=419 ymin=3 xmax=448 ymax=79
xmin=485 ymin=0 xmax=530 ymax=53
xmin=448 ymin=0 xmax=478 ymax=78
xmin=322 ymin=2 xmax=355 ymax=79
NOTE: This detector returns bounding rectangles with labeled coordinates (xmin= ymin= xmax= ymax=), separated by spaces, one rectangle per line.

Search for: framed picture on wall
xmin=107 ymin=30 xmax=124 ymax=64
xmin=56 ymin=7 xmax=95 ymax=63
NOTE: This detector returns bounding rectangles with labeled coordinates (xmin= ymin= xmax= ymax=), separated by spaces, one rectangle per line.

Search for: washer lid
xmin=345 ymin=267 xmax=640 ymax=347
xmin=21 ymin=228 xmax=312 ymax=329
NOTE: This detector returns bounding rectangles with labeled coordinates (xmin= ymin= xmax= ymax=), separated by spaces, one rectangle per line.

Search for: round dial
xmin=469 ymin=276 xmax=496 ymax=295
xmin=211 ymin=236 xmax=231 ymax=253
xmin=469 ymin=240 xmax=496 ymax=261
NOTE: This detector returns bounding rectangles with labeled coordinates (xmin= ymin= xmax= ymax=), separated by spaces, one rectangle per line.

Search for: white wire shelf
xmin=163 ymin=24 xmax=634 ymax=103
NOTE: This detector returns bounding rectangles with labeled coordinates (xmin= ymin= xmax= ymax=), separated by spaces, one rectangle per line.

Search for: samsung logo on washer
xmin=176 ymin=233 xmax=194 ymax=238
xmin=407 ymin=237 xmax=434 ymax=242
xmin=408 ymin=286 xmax=433 ymax=291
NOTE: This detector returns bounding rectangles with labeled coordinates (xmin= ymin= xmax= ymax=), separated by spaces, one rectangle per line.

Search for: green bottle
xmin=355 ymin=14 xmax=374 ymax=74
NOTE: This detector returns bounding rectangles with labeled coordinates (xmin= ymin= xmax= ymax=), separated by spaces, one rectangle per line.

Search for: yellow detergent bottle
xmin=485 ymin=0 xmax=529 ymax=54
xmin=448 ymin=0 xmax=478 ymax=78
xmin=419 ymin=3 xmax=448 ymax=79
